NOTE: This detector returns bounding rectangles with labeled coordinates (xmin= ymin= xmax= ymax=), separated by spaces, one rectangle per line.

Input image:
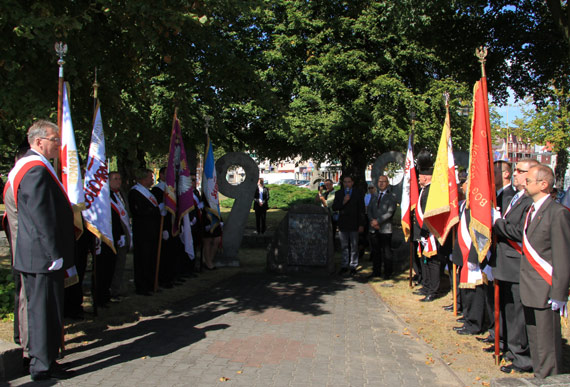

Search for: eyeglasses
xmin=525 ymin=178 xmax=542 ymax=184
xmin=515 ymin=168 xmax=528 ymax=174
xmin=40 ymin=137 xmax=61 ymax=143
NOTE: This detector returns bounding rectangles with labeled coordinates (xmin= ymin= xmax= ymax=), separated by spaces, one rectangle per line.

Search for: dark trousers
xmin=64 ymin=230 xmax=92 ymax=315
xmin=524 ymin=305 xmax=562 ymax=378
xmin=369 ymin=232 xmax=392 ymax=277
xmin=500 ymin=281 xmax=531 ymax=370
xmin=95 ymin=244 xmax=117 ymax=306
xmin=159 ymin=237 xmax=178 ymax=286
xmin=255 ymin=207 xmax=267 ymax=234
xmin=13 ymin=268 xmax=22 ymax=345
xmin=460 ymin=285 xmax=486 ymax=334
xmin=22 ymin=271 xmax=64 ymax=376
xmin=484 ymin=281 xmax=496 ymax=339
xmin=423 ymin=254 xmax=442 ymax=296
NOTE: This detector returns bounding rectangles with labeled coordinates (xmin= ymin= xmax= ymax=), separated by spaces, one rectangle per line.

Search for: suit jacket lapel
xmin=527 ymin=198 xmax=551 ymax=236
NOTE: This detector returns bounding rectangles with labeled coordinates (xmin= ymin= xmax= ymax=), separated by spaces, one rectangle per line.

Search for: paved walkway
xmin=8 ymin=273 xmax=464 ymax=386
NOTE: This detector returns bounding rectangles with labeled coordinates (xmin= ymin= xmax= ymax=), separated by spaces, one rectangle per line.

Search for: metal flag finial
xmin=92 ymin=67 xmax=99 ymax=99
xmin=443 ymin=92 xmax=450 ymax=108
xmin=55 ymin=42 xmax=68 ymax=67
xmin=475 ymin=46 xmax=488 ymax=77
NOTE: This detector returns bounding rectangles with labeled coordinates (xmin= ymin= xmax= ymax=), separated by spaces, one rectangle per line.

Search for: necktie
xmin=377 ymin=192 xmax=383 ymax=206
xmin=504 ymin=191 xmax=522 ymax=215
xmin=525 ymin=204 xmax=535 ymax=232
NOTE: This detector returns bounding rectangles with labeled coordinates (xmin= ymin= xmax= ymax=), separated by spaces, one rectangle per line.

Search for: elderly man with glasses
xmin=8 ymin=120 xmax=76 ymax=380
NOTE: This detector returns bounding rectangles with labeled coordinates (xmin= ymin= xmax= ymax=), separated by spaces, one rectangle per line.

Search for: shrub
xmin=220 ymin=184 xmax=318 ymax=210
xmin=0 ymin=268 xmax=14 ymax=320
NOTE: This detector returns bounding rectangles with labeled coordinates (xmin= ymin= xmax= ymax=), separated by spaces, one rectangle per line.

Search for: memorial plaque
xmin=288 ymin=213 xmax=329 ymax=266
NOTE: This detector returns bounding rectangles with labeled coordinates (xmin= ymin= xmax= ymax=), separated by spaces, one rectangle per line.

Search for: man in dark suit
xmin=367 ymin=175 xmax=396 ymax=279
xmin=151 ymin=167 xmax=178 ymax=288
xmin=495 ymin=161 xmax=516 ymax=214
xmin=492 ymin=159 xmax=537 ymax=373
xmin=109 ymin=171 xmax=131 ymax=299
xmin=520 ymin=164 xmax=570 ymax=378
xmin=412 ymin=150 xmax=443 ymax=302
xmin=253 ymin=178 xmax=269 ymax=234
xmin=129 ymin=168 xmax=161 ymax=295
xmin=11 ymin=120 xmax=75 ymax=380
xmin=332 ymin=174 xmax=365 ymax=276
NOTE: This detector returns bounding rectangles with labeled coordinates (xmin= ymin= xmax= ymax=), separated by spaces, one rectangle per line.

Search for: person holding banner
xmin=129 ymin=169 xmax=161 ymax=295
xmin=12 ymin=120 xmax=75 ymax=380
xmin=520 ymin=164 xmax=570 ymax=378
xmin=109 ymin=171 xmax=131 ymax=299
xmin=492 ymin=159 xmax=537 ymax=373
xmin=412 ymin=151 xmax=442 ymax=302
xmin=202 ymin=197 xmax=222 ymax=270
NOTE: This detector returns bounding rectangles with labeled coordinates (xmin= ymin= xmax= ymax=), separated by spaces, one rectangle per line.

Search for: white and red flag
xmin=82 ymin=102 xmax=115 ymax=253
xmin=59 ymin=82 xmax=85 ymax=235
xmin=400 ymin=130 xmax=418 ymax=242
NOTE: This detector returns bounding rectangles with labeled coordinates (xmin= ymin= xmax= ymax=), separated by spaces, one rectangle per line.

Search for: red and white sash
xmin=8 ymin=153 xmax=70 ymax=210
xmin=132 ymin=183 xmax=158 ymax=207
xmin=111 ymin=190 xmax=132 ymax=236
xmin=415 ymin=188 xmax=437 ymax=257
xmin=522 ymin=209 xmax=553 ymax=285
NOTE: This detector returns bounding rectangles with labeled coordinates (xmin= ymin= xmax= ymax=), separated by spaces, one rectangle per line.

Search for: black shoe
xmin=31 ymin=368 xmax=75 ymax=381
xmin=476 ymin=335 xmax=494 ymax=344
xmin=419 ymin=294 xmax=436 ymax=302
xmin=455 ymin=327 xmax=478 ymax=335
xmin=456 ymin=317 xmax=466 ymax=323
xmin=482 ymin=345 xmax=495 ymax=353
xmin=452 ymin=325 xmax=465 ymax=332
xmin=350 ymin=268 xmax=357 ymax=276
xmin=136 ymin=290 xmax=152 ymax=296
xmin=500 ymin=364 xmax=531 ymax=374
xmin=413 ymin=290 xmax=427 ymax=296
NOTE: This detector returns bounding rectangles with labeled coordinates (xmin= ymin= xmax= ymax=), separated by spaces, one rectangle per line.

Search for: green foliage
xmin=221 ymin=184 xmax=317 ymax=209
xmin=0 ymin=268 xmax=14 ymax=320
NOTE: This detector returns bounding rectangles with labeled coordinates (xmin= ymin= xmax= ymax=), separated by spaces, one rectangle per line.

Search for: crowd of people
xmin=2 ymin=119 xmax=569 ymax=382
xmin=1 ymin=120 xmax=226 ymax=381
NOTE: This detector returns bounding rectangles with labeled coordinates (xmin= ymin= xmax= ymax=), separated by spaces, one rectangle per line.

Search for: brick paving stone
xmin=7 ymin=273 xmax=465 ymax=386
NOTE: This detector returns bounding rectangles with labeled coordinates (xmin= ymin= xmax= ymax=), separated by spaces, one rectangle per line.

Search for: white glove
xmin=159 ymin=203 xmax=167 ymax=216
xmin=117 ymin=235 xmax=126 ymax=248
xmin=220 ymin=222 xmax=224 ymax=228
xmin=48 ymin=257 xmax=63 ymax=271
xmin=205 ymin=225 xmax=211 ymax=232
xmin=420 ymin=237 xmax=426 ymax=248
xmin=95 ymin=239 xmax=102 ymax=255
xmin=197 ymin=201 xmax=204 ymax=210
xmin=163 ymin=230 xmax=169 ymax=240
xmin=467 ymin=262 xmax=478 ymax=271
xmin=190 ymin=217 xmax=197 ymax=226
xmin=492 ymin=207 xmax=501 ymax=225
xmin=548 ymin=299 xmax=568 ymax=317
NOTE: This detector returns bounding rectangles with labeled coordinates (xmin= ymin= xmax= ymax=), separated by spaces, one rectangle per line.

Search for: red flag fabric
xmin=466 ymin=77 xmax=496 ymax=263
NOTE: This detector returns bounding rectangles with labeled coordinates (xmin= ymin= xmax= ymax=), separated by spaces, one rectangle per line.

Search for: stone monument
xmin=215 ymin=152 xmax=258 ymax=266
xmin=267 ymin=204 xmax=335 ymax=274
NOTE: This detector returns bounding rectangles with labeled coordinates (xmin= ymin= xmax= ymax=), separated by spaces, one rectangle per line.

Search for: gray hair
xmin=27 ymin=120 xmax=59 ymax=146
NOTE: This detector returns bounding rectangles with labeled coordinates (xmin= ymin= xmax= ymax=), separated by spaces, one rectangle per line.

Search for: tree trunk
xmin=341 ymin=152 xmax=368 ymax=192
xmin=555 ymin=147 xmax=568 ymax=188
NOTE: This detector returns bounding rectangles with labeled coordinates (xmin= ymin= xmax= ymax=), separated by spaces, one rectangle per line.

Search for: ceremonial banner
xmin=164 ymin=111 xmax=195 ymax=258
xmin=202 ymin=135 xmax=222 ymax=232
xmin=466 ymin=77 xmax=496 ymax=263
xmin=83 ymin=103 xmax=115 ymax=253
xmin=400 ymin=131 xmax=418 ymax=242
xmin=424 ymin=109 xmax=459 ymax=244
xmin=59 ymin=82 xmax=85 ymax=235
